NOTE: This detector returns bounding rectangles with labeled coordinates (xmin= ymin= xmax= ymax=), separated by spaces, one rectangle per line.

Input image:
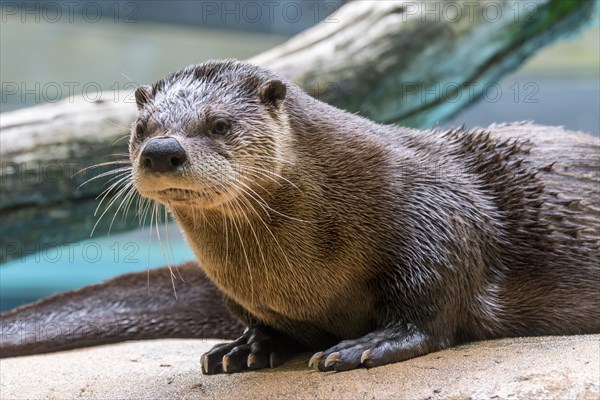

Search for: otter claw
xmin=222 ymin=355 xmax=231 ymax=373
xmin=308 ymin=351 xmax=324 ymax=370
xmin=201 ymin=354 xmax=208 ymax=374
xmin=247 ymin=353 xmax=257 ymax=368
xmin=360 ymin=349 xmax=372 ymax=364
xmin=324 ymin=352 xmax=341 ymax=368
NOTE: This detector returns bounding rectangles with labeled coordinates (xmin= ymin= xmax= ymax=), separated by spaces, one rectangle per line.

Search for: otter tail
xmin=0 ymin=262 xmax=242 ymax=358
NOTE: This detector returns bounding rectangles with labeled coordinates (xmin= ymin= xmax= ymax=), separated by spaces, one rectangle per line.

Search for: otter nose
xmin=141 ymin=137 xmax=187 ymax=173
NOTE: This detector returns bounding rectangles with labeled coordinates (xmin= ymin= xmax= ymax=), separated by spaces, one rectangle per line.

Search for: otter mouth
xmin=142 ymin=188 xmax=205 ymax=204
xmin=149 ymin=188 xmax=203 ymax=203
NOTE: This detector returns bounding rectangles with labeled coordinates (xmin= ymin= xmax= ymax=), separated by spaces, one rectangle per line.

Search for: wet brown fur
xmin=135 ymin=61 xmax=599 ymax=363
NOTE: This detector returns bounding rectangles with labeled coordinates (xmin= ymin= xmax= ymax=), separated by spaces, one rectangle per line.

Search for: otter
xmin=1 ymin=60 xmax=598 ymax=373
xmin=129 ymin=60 xmax=599 ymax=373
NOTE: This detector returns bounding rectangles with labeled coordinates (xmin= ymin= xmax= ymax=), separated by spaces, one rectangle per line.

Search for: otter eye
xmin=135 ymin=122 xmax=145 ymax=139
xmin=212 ymin=120 xmax=229 ymax=135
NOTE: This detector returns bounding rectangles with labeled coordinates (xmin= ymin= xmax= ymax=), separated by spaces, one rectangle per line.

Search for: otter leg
xmin=201 ymin=325 xmax=301 ymax=374
xmin=309 ymin=324 xmax=434 ymax=372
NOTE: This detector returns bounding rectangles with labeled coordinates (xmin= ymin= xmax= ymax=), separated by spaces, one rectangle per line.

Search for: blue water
xmin=0 ymin=224 xmax=195 ymax=311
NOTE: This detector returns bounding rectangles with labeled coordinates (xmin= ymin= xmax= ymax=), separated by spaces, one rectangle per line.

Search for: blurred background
xmin=1 ymin=0 xmax=599 ymax=311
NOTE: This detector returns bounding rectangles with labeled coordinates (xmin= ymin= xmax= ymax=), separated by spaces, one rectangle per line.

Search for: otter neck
xmin=169 ymin=172 xmax=311 ymax=265
xmin=168 ymin=177 xmax=334 ymax=320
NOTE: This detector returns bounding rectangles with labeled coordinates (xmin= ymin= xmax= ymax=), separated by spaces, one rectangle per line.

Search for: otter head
xmin=129 ymin=60 xmax=290 ymax=211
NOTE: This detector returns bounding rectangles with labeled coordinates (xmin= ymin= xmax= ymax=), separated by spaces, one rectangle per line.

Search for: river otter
xmin=1 ymin=60 xmax=598 ymax=374
xmin=130 ymin=60 xmax=599 ymax=373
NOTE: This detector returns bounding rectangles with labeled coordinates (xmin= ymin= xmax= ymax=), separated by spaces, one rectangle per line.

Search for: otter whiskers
xmin=79 ymin=160 xmax=183 ymax=298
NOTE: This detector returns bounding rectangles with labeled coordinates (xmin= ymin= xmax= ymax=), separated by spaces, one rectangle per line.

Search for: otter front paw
xmin=308 ymin=326 xmax=431 ymax=372
xmin=201 ymin=326 xmax=299 ymax=374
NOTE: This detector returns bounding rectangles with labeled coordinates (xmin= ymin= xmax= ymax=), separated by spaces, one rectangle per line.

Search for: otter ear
xmin=134 ymin=85 xmax=152 ymax=110
xmin=259 ymin=79 xmax=286 ymax=108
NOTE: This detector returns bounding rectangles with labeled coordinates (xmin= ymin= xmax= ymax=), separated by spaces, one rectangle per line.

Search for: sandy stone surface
xmin=1 ymin=335 xmax=598 ymax=399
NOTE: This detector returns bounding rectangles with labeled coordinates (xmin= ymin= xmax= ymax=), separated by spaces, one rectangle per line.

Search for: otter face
xmin=129 ymin=61 xmax=288 ymax=209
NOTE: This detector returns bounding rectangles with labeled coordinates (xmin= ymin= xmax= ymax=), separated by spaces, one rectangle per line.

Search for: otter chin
xmin=129 ymin=59 xmax=599 ymax=374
